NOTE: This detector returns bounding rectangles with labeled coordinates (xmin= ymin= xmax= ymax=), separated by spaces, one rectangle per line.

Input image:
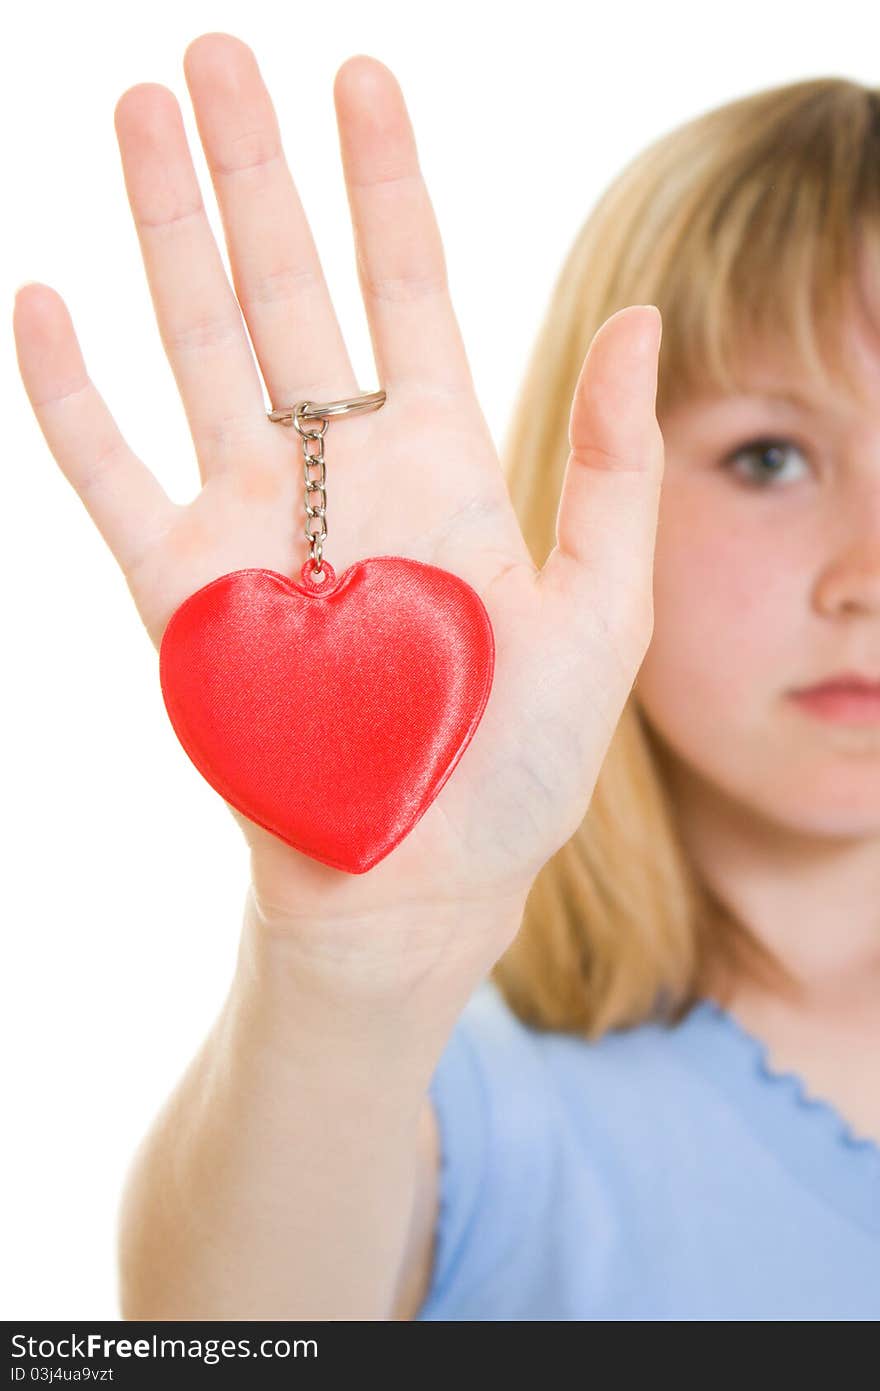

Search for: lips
xmin=788 ymin=674 xmax=880 ymax=725
xmin=794 ymin=674 xmax=880 ymax=696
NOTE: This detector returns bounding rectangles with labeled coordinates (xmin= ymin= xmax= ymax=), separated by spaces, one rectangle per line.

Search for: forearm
xmin=116 ymin=889 xmax=515 ymax=1321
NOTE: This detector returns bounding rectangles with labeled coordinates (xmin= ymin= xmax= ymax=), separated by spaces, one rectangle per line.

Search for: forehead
xmin=665 ymin=303 xmax=880 ymax=428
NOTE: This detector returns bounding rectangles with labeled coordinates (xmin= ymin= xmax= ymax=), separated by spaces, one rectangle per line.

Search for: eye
xmin=721 ymin=436 xmax=810 ymax=487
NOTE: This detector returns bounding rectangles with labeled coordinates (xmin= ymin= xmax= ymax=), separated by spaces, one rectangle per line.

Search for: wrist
xmin=237 ymin=880 xmax=526 ymax=1034
xmin=223 ymin=889 xmax=522 ymax=1106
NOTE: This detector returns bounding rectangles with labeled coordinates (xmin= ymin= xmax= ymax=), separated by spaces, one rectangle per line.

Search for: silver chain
xmin=266 ymin=390 xmax=386 ymax=581
xmin=292 ymin=403 xmax=329 ymax=577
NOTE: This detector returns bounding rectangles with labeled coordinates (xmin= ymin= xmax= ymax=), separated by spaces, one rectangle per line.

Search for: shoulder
xmin=419 ymin=978 xmax=697 ymax=1318
xmin=444 ymin=973 xmax=692 ymax=1101
xmin=428 ymin=977 xmax=721 ymax=1220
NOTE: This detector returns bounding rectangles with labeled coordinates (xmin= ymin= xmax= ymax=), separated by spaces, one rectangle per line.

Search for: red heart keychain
xmin=158 ymin=391 xmax=495 ymax=874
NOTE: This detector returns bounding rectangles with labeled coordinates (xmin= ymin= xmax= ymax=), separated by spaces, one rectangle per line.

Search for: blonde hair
xmin=491 ymin=77 xmax=880 ymax=1038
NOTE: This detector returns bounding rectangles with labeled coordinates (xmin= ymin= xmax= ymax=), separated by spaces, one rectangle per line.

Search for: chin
xmin=743 ymin=774 xmax=880 ymax=841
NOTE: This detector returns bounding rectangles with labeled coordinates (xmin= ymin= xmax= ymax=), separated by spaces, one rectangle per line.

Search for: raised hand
xmin=13 ymin=34 xmax=663 ymax=974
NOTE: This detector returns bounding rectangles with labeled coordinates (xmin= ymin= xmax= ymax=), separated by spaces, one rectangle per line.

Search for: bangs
xmin=649 ymin=83 xmax=880 ymax=418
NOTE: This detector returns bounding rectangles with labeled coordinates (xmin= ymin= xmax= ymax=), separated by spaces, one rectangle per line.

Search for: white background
xmin=3 ymin=0 xmax=876 ymax=1319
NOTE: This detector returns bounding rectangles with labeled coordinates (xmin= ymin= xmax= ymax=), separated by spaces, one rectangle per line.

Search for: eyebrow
xmin=745 ymin=389 xmax=817 ymax=409
xmin=741 ymin=375 xmax=875 ymax=412
xmin=716 ymin=388 xmax=830 ymax=416
xmin=679 ymin=382 xmax=865 ymax=425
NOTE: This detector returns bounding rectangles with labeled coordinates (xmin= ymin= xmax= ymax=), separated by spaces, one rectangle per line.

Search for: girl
xmin=13 ymin=33 xmax=879 ymax=1320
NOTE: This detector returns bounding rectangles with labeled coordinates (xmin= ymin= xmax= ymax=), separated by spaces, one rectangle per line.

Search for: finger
xmin=333 ymin=56 xmax=477 ymax=399
xmin=540 ymin=305 xmax=664 ymax=645
xmin=182 ymin=33 xmax=360 ymax=414
xmin=13 ymin=283 xmax=176 ymax=573
xmin=113 ymin=81 xmax=268 ymax=481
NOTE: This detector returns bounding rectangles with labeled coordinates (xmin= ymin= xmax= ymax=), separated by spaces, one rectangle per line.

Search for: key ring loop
xmin=267 ymin=388 xmax=386 ymax=429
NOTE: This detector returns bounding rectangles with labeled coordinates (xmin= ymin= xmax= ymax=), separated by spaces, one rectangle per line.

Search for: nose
xmin=813 ymin=481 xmax=880 ymax=617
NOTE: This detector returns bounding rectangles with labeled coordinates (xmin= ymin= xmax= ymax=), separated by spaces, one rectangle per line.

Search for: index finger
xmin=13 ymin=284 xmax=176 ymax=576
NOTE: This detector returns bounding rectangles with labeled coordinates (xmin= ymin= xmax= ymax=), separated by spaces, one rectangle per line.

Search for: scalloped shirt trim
xmin=666 ymin=998 xmax=880 ymax=1237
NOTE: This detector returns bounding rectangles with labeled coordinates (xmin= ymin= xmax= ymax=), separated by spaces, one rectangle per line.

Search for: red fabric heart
xmin=158 ymin=557 xmax=495 ymax=874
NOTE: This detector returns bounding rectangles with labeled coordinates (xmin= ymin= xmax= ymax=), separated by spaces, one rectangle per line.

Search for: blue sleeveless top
xmin=416 ymin=979 xmax=880 ymax=1320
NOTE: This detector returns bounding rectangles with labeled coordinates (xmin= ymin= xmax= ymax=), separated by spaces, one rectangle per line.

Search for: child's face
xmin=635 ymin=304 xmax=880 ymax=836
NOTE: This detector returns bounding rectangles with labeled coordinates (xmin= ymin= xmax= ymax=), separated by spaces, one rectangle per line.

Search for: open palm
xmin=14 ymin=33 xmax=664 ymax=950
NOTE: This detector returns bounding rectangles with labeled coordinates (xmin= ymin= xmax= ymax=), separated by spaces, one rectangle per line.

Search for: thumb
xmin=540 ymin=304 xmax=665 ymax=647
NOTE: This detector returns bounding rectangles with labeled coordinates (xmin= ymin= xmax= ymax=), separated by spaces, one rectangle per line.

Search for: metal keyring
xmin=267 ymin=389 xmax=386 ymax=426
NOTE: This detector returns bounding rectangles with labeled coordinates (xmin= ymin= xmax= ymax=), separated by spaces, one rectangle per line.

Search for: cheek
xmin=633 ymin=480 xmax=880 ymax=832
xmin=635 ymin=484 xmax=803 ymax=736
